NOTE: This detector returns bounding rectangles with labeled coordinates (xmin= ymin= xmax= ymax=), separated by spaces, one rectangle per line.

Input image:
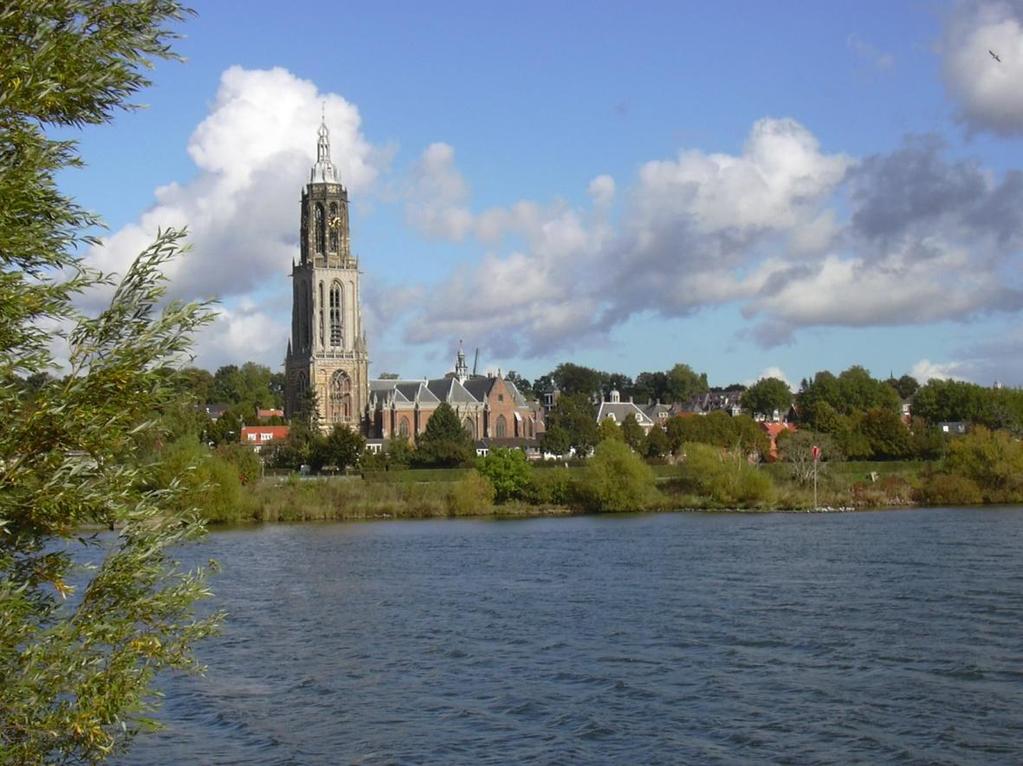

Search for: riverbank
xmin=212 ymin=459 xmax=929 ymax=526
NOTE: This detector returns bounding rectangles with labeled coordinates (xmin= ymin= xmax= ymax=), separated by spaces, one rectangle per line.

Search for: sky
xmin=60 ymin=0 xmax=1023 ymax=389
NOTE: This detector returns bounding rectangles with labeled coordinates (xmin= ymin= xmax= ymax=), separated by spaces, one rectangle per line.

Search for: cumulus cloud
xmin=89 ymin=68 xmax=378 ymax=298
xmin=910 ymin=358 xmax=971 ymax=382
xmin=404 ymin=142 xmax=473 ymax=240
xmin=82 ymin=66 xmax=382 ymax=366
xmin=400 ymin=118 xmax=1023 ymax=357
xmin=942 ymin=0 xmax=1023 ymax=135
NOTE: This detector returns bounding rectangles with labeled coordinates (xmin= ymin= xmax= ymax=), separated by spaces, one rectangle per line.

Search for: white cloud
xmin=404 ymin=142 xmax=473 ymax=240
xmin=193 ymin=302 xmax=290 ymax=370
xmin=911 ymin=358 xmax=970 ymax=382
xmin=942 ymin=1 xmax=1023 ymax=135
xmin=587 ymin=174 xmax=616 ymax=207
xmin=749 ymin=367 xmax=795 ymax=390
xmin=81 ymin=66 xmax=383 ymax=368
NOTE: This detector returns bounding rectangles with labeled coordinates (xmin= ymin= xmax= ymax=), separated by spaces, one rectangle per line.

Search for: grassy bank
xmin=209 ymin=457 xmax=946 ymax=527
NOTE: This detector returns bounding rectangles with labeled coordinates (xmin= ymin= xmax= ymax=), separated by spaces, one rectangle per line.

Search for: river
xmin=114 ymin=508 xmax=1023 ymax=764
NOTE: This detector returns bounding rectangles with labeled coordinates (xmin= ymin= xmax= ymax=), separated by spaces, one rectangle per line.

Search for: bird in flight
xmin=990 ymin=49 xmax=1002 ymax=62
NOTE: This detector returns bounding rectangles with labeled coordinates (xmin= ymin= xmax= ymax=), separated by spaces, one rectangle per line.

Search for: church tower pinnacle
xmin=284 ymin=118 xmax=369 ymax=432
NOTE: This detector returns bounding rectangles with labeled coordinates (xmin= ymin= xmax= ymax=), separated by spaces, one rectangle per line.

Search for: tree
xmin=1 ymin=4 xmax=218 ymax=761
xmin=543 ymin=393 xmax=598 ymax=456
xmin=889 ymin=374 xmax=920 ymax=400
xmin=310 ymin=425 xmax=365 ymax=472
xmin=742 ymin=377 xmax=792 ymax=419
xmin=414 ymin=402 xmax=475 ymax=467
xmin=620 ymin=413 xmax=646 ymax=451
xmin=859 ymin=408 xmax=912 ymax=460
xmin=642 ymin=424 xmax=670 ymax=459
xmin=476 ymin=448 xmax=533 ymax=503
xmin=597 ymin=417 xmax=623 ymax=443
xmin=777 ymin=430 xmax=840 ymax=484
xmin=665 ymin=363 xmax=709 ymax=403
xmin=549 ymin=362 xmax=604 ymax=398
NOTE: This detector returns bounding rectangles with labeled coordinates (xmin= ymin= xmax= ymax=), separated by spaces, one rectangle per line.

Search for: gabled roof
xmin=596 ymin=401 xmax=655 ymax=426
xmin=426 ymin=377 xmax=480 ymax=405
xmin=463 ymin=376 xmax=496 ymax=401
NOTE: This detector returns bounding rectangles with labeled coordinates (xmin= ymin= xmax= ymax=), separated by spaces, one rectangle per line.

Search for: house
xmin=682 ymin=390 xmax=744 ymax=417
xmin=759 ymin=422 xmax=797 ymax=461
xmin=257 ymin=407 xmax=284 ymax=420
xmin=596 ymin=390 xmax=656 ymax=433
xmin=199 ymin=402 xmax=230 ymax=421
xmin=937 ymin=421 xmax=968 ymax=435
xmin=240 ymin=425 xmax=290 ymax=453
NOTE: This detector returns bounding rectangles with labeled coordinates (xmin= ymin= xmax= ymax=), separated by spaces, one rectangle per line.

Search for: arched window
xmin=315 ymin=203 xmax=325 ymax=253
xmin=463 ymin=417 xmax=476 ymax=439
xmin=328 ymin=370 xmax=352 ymax=423
xmin=329 ymin=202 xmax=339 ymax=252
xmin=329 ymin=282 xmax=343 ymax=347
xmin=318 ymin=282 xmax=325 ymax=348
xmin=526 ymin=418 xmax=533 ymax=438
xmin=496 ymin=414 xmax=507 ymax=438
xmin=399 ymin=418 xmax=410 ymax=438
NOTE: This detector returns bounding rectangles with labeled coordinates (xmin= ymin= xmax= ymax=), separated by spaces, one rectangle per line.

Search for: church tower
xmin=284 ymin=115 xmax=369 ymax=432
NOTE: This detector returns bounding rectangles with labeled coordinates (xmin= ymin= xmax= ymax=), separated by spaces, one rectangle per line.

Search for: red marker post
xmin=811 ymin=445 xmax=821 ymax=510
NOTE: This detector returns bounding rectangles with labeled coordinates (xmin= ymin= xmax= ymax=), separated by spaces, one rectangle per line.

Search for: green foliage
xmin=859 ymin=408 xmax=912 ymax=460
xmin=209 ymin=361 xmax=280 ymax=411
xmin=943 ymin=427 xmax=1023 ymax=500
xmin=446 ymin=470 xmax=496 ymax=515
xmin=798 ymin=366 xmax=900 ymax=418
xmin=665 ymin=412 xmax=769 ymax=457
xmin=742 ymin=377 xmax=792 ymax=418
xmin=414 ymin=402 xmax=475 ymax=467
xmin=915 ymin=473 xmax=983 ymax=506
xmin=549 ymin=362 xmax=604 ymax=397
xmin=476 ymin=448 xmax=533 ymax=503
xmin=888 ymin=374 xmax=920 ymax=400
xmin=543 ymin=393 xmax=598 ymax=456
xmin=642 ymin=424 xmax=670 ymax=459
xmin=523 ymin=466 xmax=576 ymax=505
xmin=215 ymin=442 xmax=263 ymax=485
xmin=597 ymin=417 xmax=623 ymax=443
xmin=0 ymin=3 xmax=223 ymax=761
xmin=576 ymin=440 xmax=658 ymax=512
xmin=309 ymin=425 xmax=365 ymax=473
xmin=677 ymin=443 xmax=775 ymax=507
xmin=664 ymin=363 xmax=709 ymax=403
xmin=620 ymin=414 xmax=646 ymax=451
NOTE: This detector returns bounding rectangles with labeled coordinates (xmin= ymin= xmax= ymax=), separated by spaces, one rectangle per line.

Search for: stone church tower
xmin=284 ymin=116 xmax=369 ymax=432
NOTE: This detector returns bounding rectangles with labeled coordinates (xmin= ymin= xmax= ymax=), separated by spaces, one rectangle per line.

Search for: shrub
xmin=524 ymin=466 xmax=576 ymax=505
xmin=576 ymin=440 xmax=658 ymax=512
xmin=477 ymin=448 xmax=533 ymax=503
xmin=677 ymin=443 xmax=775 ymax=507
xmin=915 ymin=474 xmax=983 ymax=506
xmin=447 ymin=470 xmax=496 ymax=515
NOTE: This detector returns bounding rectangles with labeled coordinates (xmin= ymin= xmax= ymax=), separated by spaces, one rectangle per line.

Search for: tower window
xmin=315 ymin=203 xmax=325 ymax=253
xmin=330 ymin=283 xmax=343 ymax=347
xmin=329 ymin=370 xmax=352 ymax=423
xmin=329 ymin=202 xmax=339 ymax=252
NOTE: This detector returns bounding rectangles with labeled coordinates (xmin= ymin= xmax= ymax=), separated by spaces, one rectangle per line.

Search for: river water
xmin=114 ymin=508 xmax=1023 ymax=765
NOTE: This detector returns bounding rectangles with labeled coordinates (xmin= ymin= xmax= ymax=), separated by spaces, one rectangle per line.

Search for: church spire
xmin=311 ymin=104 xmax=338 ymax=184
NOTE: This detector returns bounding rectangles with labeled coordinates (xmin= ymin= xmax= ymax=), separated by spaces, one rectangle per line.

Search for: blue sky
xmin=64 ymin=0 xmax=1023 ymax=388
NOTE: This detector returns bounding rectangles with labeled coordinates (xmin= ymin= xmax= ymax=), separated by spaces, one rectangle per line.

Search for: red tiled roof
xmin=240 ymin=425 xmax=290 ymax=442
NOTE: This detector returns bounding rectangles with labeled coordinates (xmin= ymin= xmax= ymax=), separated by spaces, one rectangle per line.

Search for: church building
xmin=284 ymin=117 xmax=369 ymax=430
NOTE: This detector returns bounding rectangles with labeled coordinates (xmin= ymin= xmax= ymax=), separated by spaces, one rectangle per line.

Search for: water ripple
xmin=114 ymin=508 xmax=1023 ymax=765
